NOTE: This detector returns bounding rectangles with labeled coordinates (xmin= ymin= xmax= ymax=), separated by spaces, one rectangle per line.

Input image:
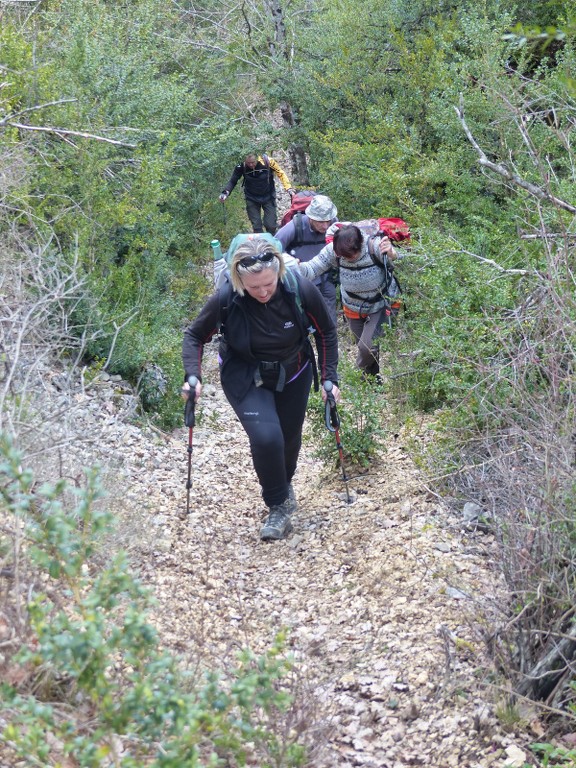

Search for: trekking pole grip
xmin=184 ymin=376 xmax=198 ymax=428
xmin=323 ymin=380 xmax=338 ymax=431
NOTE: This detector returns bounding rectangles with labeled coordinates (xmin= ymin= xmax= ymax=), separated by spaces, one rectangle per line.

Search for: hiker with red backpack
xmin=275 ymin=194 xmax=339 ymax=325
xmin=298 ymin=222 xmax=406 ymax=379
xmin=219 ymin=152 xmax=295 ymax=235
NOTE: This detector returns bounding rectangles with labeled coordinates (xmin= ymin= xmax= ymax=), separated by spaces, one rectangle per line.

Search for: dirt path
xmin=108 ymin=344 xmax=532 ymax=768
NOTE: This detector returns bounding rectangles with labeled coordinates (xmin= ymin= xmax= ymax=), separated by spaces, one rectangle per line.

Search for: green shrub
xmin=0 ymin=434 xmax=310 ymax=767
xmin=306 ymin=356 xmax=389 ymax=470
xmin=530 ymin=739 xmax=576 ymax=767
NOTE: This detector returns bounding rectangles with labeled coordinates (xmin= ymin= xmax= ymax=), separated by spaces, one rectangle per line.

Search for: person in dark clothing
xmin=219 ymin=153 xmax=295 ymax=235
xmin=275 ymin=194 xmax=339 ymax=325
xmin=182 ymin=237 xmax=340 ymax=541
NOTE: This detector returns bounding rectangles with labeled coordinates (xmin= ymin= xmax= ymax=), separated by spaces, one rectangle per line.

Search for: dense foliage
xmin=1 ymin=0 xmax=576 ymax=760
xmin=1 ymin=0 xmax=573 ymax=425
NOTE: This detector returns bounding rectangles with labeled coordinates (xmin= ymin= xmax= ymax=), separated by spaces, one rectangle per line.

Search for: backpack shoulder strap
xmin=217 ymin=279 xmax=234 ymax=334
xmin=366 ymin=235 xmax=382 ymax=266
xmin=283 ymin=268 xmax=319 ymax=391
xmin=293 ymin=211 xmax=304 ymax=246
xmin=366 ymin=236 xmax=401 ymax=295
xmin=283 ymin=268 xmax=305 ymax=318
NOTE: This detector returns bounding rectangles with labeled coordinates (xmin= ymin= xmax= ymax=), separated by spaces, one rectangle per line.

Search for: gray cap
xmin=305 ymin=195 xmax=337 ymax=222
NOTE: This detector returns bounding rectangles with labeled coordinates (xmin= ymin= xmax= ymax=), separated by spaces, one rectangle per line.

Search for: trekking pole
xmin=184 ymin=375 xmax=198 ymax=515
xmin=221 ymin=199 xmax=227 ymax=226
xmin=323 ymin=380 xmax=352 ymax=504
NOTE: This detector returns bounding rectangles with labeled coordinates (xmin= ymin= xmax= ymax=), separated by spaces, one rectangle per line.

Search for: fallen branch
xmin=0 ymin=99 xmax=78 ymax=126
xmin=520 ymin=232 xmax=576 ymax=240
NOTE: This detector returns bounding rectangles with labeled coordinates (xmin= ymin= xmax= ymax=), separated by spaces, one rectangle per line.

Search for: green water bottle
xmin=211 ymin=239 xmax=223 ymax=260
xmin=211 ymin=239 xmax=227 ymax=287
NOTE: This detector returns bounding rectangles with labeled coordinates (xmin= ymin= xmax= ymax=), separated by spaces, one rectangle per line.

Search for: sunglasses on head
xmin=238 ymin=251 xmax=277 ymax=268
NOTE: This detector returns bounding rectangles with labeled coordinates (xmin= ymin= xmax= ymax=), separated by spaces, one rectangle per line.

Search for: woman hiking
xmin=182 ymin=237 xmax=340 ymax=541
xmin=298 ymin=224 xmax=400 ymax=379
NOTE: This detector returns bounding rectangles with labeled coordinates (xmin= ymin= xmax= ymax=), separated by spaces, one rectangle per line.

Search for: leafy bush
xmin=306 ymin=355 xmax=390 ymax=471
xmin=530 ymin=738 xmax=576 ymax=767
xmin=415 ymin=231 xmax=576 ymax=712
xmin=0 ymin=435 xmax=311 ymax=767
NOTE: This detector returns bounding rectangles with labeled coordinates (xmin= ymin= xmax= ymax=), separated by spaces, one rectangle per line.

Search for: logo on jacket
xmin=284 ymin=321 xmax=295 ymax=329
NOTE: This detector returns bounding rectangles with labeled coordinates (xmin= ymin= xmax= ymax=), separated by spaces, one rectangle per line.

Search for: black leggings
xmin=222 ymin=365 xmax=313 ymax=507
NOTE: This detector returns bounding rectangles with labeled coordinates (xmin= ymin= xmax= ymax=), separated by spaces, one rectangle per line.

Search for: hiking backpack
xmin=279 ymin=189 xmax=318 ymax=228
xmin=326 ymin=217 xmax=411 ymax=245
xmin=354 ymin=219 xmax=409 ymax=302
xmin=357 ymin=217 xmax=411 ymax=244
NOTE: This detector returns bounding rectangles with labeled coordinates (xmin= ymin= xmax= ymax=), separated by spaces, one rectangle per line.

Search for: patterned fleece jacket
xmin=298 ymin=233 xmax=400 ymax=316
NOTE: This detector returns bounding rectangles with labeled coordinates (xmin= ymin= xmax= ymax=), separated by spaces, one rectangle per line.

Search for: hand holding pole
xmin=324 ymin=379 xmax=339 ymax=432
xmin=184 ymin=376 xmax=198 ymax=428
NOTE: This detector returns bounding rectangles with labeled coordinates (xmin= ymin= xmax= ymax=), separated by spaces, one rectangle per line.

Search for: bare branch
xmin=0 ymin=99 xmax=77 ymax=126
xmin=445 ymin=248 xmax=539 ymax=277
xmin=520 ymin=231 xmax=576 ymax=240
xmin=103 ymin=314 xmax=138 ymax=371
xmin=5 ymin=122 xmax=137 ymax=148
xmin=454 ymin=99 xmax=576 ymax=214
xmin=155 ymin=32 xmax=268 ymax=71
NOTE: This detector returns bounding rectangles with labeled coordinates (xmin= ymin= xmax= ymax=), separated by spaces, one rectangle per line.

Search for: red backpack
xmin=326 ymin=217 xmax=411 ymax=244
xmin=279 ymin=189 xmax=318 ymax=227
xmin=357 ymin=217 xmax=411 ymax=243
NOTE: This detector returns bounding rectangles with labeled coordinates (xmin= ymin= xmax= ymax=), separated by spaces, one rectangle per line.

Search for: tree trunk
xmin=279 ymin=100 xmax=309 ymax=186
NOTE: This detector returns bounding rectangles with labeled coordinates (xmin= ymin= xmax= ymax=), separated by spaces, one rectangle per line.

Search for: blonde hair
xmin=229 ymin=238 xmax=285 ymax=295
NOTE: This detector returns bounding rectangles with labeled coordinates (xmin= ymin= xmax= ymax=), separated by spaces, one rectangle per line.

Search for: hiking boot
xmin=260 ymin=497 xmax=296 ymax=541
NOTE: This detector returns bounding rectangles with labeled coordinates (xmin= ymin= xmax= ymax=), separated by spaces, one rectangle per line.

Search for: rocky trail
xmin=74 ymin=341 xmax=537 ymax=768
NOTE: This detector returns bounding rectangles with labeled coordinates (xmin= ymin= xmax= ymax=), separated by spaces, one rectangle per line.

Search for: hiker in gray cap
xmin=276 ymin=194 xmax=339 ymax=324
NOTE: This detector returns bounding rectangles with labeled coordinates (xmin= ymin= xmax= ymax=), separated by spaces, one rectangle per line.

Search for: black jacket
xmin=183 ymin=271 xmax=338 ymax=402
xmin=222 ymin=155 xmax=292 ymax=204
xmin=223 ymin=159 xmax=273 ymax=203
